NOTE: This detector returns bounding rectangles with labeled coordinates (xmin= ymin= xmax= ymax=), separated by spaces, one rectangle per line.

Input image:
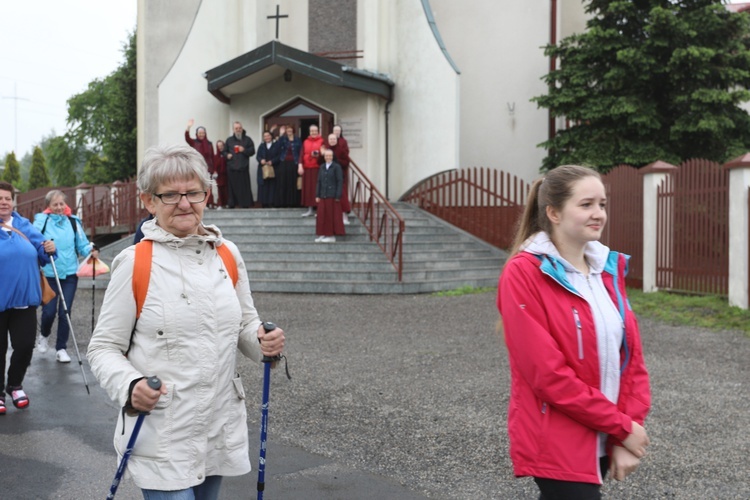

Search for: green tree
xmin=28 ymin=146 xmax=51 ymax=190
xmin=2 ymin=152 xmax=21 ymax=186
xmin=533 ymin=0 xmax=750 ymax=171
xmin=45 ymin=135 xmax=80 ymax=186
xmin=67 ymin=30 xmax=137 ymax=182
xmin=82 ymin=154 xmax=111 ymax=185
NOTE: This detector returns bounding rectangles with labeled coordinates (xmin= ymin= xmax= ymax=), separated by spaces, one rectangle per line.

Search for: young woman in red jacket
xmin=497 ymin=165 xmax=651 ymax=500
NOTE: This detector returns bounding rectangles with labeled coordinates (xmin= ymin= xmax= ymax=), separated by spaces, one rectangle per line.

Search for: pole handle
xmin=260 ymin=322 xmax=279 ymax=363
xmin=146 ymin=376 xmax=162 ymax=391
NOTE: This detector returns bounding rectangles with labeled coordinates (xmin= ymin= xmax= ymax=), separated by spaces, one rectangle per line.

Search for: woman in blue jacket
xmin=33 ymin=190 xmax=96 ymax=363
xmin=0 ymin=181 xmax=56 ymax=413
xmin=276 ymin=124 xmax=302 ymax=207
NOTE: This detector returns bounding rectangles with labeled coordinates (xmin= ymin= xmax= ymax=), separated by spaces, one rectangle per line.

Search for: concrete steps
xmin=80 ymin=204 xmax=507 ymax=294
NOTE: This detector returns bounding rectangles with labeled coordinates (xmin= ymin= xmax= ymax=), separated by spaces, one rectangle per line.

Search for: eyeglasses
xmin=153 ymin=191 xmax=207 ymax=205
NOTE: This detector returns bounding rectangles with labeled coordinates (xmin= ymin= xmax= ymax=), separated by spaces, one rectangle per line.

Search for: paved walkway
xmin=1 ymin=289 xmax=749 ymax=499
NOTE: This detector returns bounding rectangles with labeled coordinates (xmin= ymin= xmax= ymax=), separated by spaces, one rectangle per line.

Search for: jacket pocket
xmin=114 ymin=384 xmax=174 ymax=460
xmin=231 ymin=374 xmax=246 ymax=400
xmin=572 ymin=307 xmax=584 ymax=360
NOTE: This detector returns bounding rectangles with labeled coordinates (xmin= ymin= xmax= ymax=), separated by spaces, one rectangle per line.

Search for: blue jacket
xmin=0 ymin=212 xmax=53 ymax=311
xmin=278 ymin=136 xmax=301 ymax=164
xmin=34 ymin=213 xmax=92 ymax=279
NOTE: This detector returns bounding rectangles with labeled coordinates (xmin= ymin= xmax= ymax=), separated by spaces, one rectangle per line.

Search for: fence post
xmin=75 ymin=183 xmax=90 ymax=219
xmin=723 ymin=154 xmax=750 ymax=309
xmin=640 ymin=161 xmax=677 ymax=293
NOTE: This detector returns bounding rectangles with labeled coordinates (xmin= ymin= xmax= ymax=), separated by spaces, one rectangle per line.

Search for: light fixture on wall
xmin=284 ymin=69 xmax=292 ymax=82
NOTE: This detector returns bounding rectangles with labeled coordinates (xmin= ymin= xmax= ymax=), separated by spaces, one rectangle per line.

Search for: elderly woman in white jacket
xmin=87 ymin=144 xmax=285 ymax=499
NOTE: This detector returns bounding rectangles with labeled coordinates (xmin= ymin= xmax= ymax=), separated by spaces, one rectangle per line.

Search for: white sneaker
xmin=37 ymin=336 xmax=49 ymax=354
xmin=56 ymin=349 xmax=71 ymax=363
xmin=216 ymin=206 xmax=223 ymax=210
xmin=301 ymin=208 xmax=313 ymax=217
xmin=315 ymin=235 xmax=325 ymax=242
xmin=321 ymin=236 xmax=336 ymax=243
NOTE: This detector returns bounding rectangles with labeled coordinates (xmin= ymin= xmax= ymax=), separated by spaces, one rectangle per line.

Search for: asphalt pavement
xmin=1 ymin=288 xmax=748 ymax=499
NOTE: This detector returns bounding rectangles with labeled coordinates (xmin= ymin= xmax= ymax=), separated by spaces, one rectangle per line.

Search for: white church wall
xmin=429 ymin=1 xmax=570 ymax=185
xmin=379 ymin=0 xmax=460 ymax=199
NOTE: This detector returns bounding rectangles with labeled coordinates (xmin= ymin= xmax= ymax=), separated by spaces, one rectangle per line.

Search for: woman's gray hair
xmin=137 ymin=144 xmax=211 ymax=194
xmin=45 ymin=189 xmax=66 ymax=206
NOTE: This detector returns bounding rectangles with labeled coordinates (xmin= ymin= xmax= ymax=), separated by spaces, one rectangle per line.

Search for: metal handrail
xmin=348 ymin=160 xmax=405 ymax=281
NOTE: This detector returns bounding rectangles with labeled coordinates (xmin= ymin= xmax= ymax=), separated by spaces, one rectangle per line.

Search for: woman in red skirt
xmin=299 ymin=125 xmax=324 ymax=217
xmin=315 ymin=150 xmax=345 ymax=243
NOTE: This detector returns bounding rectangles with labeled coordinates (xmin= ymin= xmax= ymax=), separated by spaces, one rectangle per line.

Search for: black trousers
xmin=535 ymin=456 xmax=610 ymax=500
xmin=0 ymin=307 xmax=37 ymax=395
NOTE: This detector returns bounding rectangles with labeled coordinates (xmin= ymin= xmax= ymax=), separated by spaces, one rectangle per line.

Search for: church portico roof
xmin=204 ymin=40 xmax=394 ymax=104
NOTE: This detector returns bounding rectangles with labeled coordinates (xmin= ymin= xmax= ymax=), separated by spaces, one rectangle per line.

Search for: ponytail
xmin=508 ymin=178 xmax=544 ymax=257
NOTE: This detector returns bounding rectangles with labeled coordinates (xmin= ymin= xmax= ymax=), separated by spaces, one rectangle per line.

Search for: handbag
xmin=297 ymin=176 xmax=303 ymax=190
xmin=262 ymin=163 xmax=275 ymax=180
xmin=2 ymin=222 xmax=57 ymax=305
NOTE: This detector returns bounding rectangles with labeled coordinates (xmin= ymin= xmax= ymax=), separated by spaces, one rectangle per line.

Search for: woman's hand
xmin=186 ymin=118 xmax=194 ymax=130
xmin=610 ymin=445 xmax=641 ymax=481
xmin=90 ymin=248 xmax=100 ymax=259
xmin=130 ymin=377 xmax=168 ymax=412
xmin=298 ymin=164 xmax=304 ymax=176
xmin=257 ymin=324 xmax=285 ymax=358
xmin=622 ymin=421 xmax=650 ymax=458
xmin=43 ymin=240 xmax=56 ymax=254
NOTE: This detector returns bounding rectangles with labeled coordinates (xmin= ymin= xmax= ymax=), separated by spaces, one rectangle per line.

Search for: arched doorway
xmin=264 ymin=98 xmax=334 ymax=140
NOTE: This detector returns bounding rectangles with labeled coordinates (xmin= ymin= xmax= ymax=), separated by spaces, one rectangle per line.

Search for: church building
xmin=137 ymin=0 xmax=587 ymax=199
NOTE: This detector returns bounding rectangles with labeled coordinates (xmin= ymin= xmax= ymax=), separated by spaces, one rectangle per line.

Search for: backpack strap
xmin=217 ymin=243 xmax=239 ymax=286
xmin=132 ymin=240 xmax=153 ymax=320
xmin=132 ymin=240 xmax=238 ymax=319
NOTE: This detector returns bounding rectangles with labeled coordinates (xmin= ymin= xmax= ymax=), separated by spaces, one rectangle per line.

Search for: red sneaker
xmin=7 ymin=386 xmax=29 ymax=409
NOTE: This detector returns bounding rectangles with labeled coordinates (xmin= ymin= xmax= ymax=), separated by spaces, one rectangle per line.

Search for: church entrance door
xmin=264 ymin=98 xmax=334 ymax=140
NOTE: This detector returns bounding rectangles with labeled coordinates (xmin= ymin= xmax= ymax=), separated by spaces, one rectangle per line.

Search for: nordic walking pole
xmin=48 ymin=254 xmax=90 ymax=394
xmin=91 ymin=254 xmax=96 ymax=336
xmin=107 ymin=376 xmax=162 ymax=500
xmin=257 ymin=321 xmax=279 ymax=500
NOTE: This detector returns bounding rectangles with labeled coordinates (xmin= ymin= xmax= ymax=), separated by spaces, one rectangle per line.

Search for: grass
xmin=433 ymin=286 xmax=496 ymax=297
xmin=435 ymin=286 xmax=750 ymax=337
xmin=626 ymin=288 xmax=750 ymax=336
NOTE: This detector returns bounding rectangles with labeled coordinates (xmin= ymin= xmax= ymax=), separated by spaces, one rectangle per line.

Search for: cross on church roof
xmin=267 ymin=4 xmax=289 ymax=40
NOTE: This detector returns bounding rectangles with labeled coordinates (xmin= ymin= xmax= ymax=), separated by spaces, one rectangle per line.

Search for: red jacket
xmin=301 ymin=136 xmax=324 ymax=169
xmin=497 ymin=249 xmax=650 ymax=484
xmin=184 ymin=131 xmax=214 ymax=171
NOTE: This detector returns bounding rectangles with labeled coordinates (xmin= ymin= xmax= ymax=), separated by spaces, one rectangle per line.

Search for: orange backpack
xmin=132 ymin=240 xmax=239 ymax=319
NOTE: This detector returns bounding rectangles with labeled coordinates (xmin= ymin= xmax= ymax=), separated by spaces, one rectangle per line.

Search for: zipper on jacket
xmin=541 ymin=402 xmax=547 ymax=414
xmin=572 ymin=307 xmax=584 ymax=359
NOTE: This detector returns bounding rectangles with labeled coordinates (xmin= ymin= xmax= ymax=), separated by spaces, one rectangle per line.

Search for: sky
xmin=0 ymin=1 xmax=137 ymax=160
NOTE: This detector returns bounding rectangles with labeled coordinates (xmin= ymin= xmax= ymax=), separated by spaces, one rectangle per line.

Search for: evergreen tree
xmin=533 ymin=0 xmax=750 ymax=171
xmin=67 ymin=30 xmax=137 ymax=182
xmin=2 ymin=152 xmax=21 ymax=186
xmin=28 ymin=146 xmax=51 ymax=190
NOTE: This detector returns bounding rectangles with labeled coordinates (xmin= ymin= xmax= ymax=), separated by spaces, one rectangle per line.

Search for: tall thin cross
xmin=1 ymin=82 xmax=29 ymax=154
xmin=267 ymin=4 xmax=289 ymax=40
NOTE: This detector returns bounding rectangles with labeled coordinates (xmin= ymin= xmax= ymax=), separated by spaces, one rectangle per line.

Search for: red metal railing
xmin=15 ymin=180 xmax=147 ymax=240
xmin=348 ymin=160 xmax=405 ymax=280
xmin=656 ymin=159 xmax=729 ymax=295
xmin=400 ymin=167 xmax=528 ymax=250
xmin=601 ymin=165 xmax=643 ymax=287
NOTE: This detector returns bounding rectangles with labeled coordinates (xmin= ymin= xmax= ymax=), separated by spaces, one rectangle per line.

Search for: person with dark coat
xmin=223 ymin=121 xmax=256 ymax=208
xmin=323 ymin=133 xmax=352 ymax=224
xmin=214 ymin=140 xmax=229 ymax=208
xmin=185 ymin=119 xmax=216 ymax=207
xmin=314 ymin=150 xmax=345 ymax=243
xmin=276 ymin=125 xmax=302 ymax=208
xmin=256 ymin=131 xmax=281 ymax=208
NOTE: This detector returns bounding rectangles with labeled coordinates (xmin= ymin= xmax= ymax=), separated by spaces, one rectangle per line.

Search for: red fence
xmin=400 ymin=167 xmax=528 ymax=250
xmin=656 ymin=159 xmax=729 ymax=295
xmin=601 ymin=165 xmax=643 ymax=287
xmin=15 ymin=180 xmax=147 ymax=240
